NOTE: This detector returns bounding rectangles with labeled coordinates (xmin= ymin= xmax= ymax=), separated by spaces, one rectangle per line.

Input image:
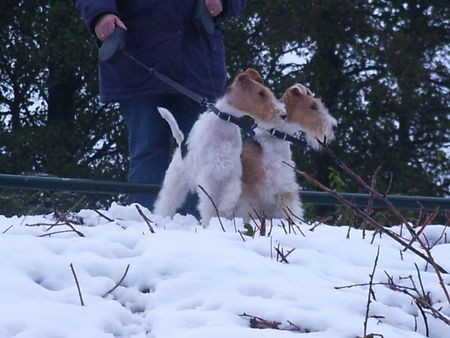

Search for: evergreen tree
xmin=1 ymin=1 xmax=128 ymax=214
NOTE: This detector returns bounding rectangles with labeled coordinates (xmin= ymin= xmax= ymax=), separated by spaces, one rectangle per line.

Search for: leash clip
xmin=293 ymin=130 xmax=303 ymax=139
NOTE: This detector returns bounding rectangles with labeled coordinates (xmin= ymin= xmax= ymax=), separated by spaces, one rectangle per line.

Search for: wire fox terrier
xmin=235 ymin=84 xmax=337 ymax=221
xmin=153 ymin=69 xmax=284 ymax=226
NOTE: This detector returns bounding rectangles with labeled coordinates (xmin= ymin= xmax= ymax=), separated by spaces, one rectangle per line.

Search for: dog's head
xmin=282 ymin=84 xmax=337 ymax=148
xmin=225 ymin=68 xmax=283 ymax=123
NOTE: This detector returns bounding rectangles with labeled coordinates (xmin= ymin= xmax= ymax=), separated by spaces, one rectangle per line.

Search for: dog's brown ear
xmin=290 ymin=86 xmax=303 ymax=97
xmin=242 ymin=68 xmax=264 ymax=84
xmin=237 ymin=73 xmax=252 ymax=86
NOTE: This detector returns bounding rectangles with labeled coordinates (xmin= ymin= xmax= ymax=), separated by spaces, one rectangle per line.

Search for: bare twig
xmin=430 ymin=225 xmax=448 ymax=249
xmin=239 ymin=313 xmax=310 ymax=333
xmin=260 ymin=215 xmax=266 ymax=236
xmin=282 ymin=206 xmax=305 ymax=236
xmin=94 ymin=209 xmax=114 ymax=222
xmin=103 ymin=264 xmax=131 ymax=297
xmin=2 ymin=225 xmax=14 ymax=234
xmin=407 ymin=208 xmax=440 ymax=248
xmin=239 ymin=313 xmax=281 ymax=329
xmin=237 ymin=230 xmax=246 ymax=242
xmin=63 ymin=222 xmax=85 ymax=237
xmin=135 ymin=205 xmax=155 ymax=233
xmin=70 ymin=263 xmax=85 ymax=306
xmin=38 ymin=230 xmax=80 ymax=237
xmin=318 ymin=141 xmax=415 ymax=237
xmin=361 ymin=166 xmax=382 ymax=237
xmin=420 ymin=243 xmax=450 ymax=304
xmin=198 ymin=185 xmax=225 ymax=232
xmin=384 ymin=272 xmax=450 ymax=326
xmin=26 ymin=222 xmax=65 ymax=227
xmin=364 ymin=247 xmax=380 ymax=337
xmin=286 ymin=163 xmax=447 ymax=273
xmin=50 ymin=207 xmax=85 ymax=237
xmin=26 ymin=221 xmax=85 ymax=237
xmin=67 ymin=195 xmax=87 ymax=213
xmin=268 ymin=219 xmax=274 ymax=237
xmin=274 ymin=244 xmax=295 ymax=264
xmin=335 ymin=282 xmax=416 ymax=292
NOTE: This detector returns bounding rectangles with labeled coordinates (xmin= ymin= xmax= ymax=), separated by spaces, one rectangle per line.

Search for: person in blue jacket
xmin=75 ymin=0 xmax=248 ymax=215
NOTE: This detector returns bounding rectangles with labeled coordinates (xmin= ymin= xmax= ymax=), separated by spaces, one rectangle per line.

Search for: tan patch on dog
xmin=241 ymin=140 xmax=266 ymax=197
xmin=281 ymin=84 xmax=335 ymax=142
xmin=227 ymin=68 xmax=282 ymax=123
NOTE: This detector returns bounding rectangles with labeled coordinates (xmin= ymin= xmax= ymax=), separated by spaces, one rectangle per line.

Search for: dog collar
xmin=208 ymin=105 xmax=256 ymax=138
xmin=266 ymin=128 xmax=308 ymax=148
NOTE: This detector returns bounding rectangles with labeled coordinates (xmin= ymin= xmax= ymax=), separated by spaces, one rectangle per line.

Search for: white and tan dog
xmin=235 ymin=84 xmax=337 ymax=221
xmin=153 ymin=69 xmax=283 ymax=226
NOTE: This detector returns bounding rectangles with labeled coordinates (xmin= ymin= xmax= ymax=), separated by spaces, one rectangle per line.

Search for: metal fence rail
xmin=1 ymin=174 xmax=449 ymax=210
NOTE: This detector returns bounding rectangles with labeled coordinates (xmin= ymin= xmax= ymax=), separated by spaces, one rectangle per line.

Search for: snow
xmin=0 ymin=203 xmax=449 ymax=338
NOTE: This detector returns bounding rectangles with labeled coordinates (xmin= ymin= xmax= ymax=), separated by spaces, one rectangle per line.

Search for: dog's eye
xmin=310 ymin=104 xmax=317 ymax=110
xmin=258 ymin=91 xmax=266 ymax=98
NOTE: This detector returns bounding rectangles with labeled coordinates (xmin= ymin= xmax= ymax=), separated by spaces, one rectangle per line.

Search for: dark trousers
xmin=120 ymin=94 xmax=202 ymax=216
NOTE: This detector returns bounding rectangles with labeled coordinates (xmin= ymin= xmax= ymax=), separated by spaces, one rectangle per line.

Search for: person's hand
xmin=205 ymin=0 xmax=223 ymax=17
xmin=95 ymin=14 xmax=127 ymax=41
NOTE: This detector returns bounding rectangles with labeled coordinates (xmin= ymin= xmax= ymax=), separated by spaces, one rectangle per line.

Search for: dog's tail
xmin=157 ymin=107 xmax=184 ymax=147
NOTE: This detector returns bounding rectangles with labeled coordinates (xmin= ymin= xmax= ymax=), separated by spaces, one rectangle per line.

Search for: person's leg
xmin=120 ymin=95 xmax=170 ymax=210
xmin=169 ymin=95 xmax=205 ymax=217
xmin=169 ymin=95 xmax=204 ymax=135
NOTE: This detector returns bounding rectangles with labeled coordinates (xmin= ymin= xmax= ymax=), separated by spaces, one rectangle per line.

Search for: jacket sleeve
xmin=219 ymin=0 xmax=248 ymax=19
xmin=75 ymin=0 xmax=119 ymax=33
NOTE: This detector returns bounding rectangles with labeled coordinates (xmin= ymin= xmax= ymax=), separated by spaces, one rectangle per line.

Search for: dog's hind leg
xmin=153 ymin=152 xmax=190 ymax=217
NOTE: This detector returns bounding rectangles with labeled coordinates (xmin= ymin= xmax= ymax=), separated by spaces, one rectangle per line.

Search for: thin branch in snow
xmin=237 ymin=230 xmax=246 ymax=242
xmin=286 ymin=162 xmax=447 ymax=274
xmin=103 ymin=264 xmax=131 ymax=297
xmin=94 ymin=209 xmax=114 ymax=222
xmin=135 ymin=205 xmax=155 ymax=233
xmin=274 ymin=244 xmax=295 ymax=264
xmin=318 ymin=140 xmax=416 ymax=238
xmin=2 ymin=225 xmax=14 ymax=234
xmin=363 ymin=246 xmax=381 ymax=337
xmin=239 ymin=313 xmax=281 ymax=329
xmin=360 ymin=166 xmax=382 ymax=238
xmin=406 ymin=207 xmax=440 ymax=249
xmin=39 ymin=230 xmax=80 ymax=237
xmin=70 ymin=263 xmax=85 ymax=306
xmin=198 ymin=184 xmax=225 ymax=232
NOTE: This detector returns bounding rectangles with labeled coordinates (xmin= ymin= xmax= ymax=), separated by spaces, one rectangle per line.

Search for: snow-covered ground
xmin=0 ymin=203 xmax=449 ymax=338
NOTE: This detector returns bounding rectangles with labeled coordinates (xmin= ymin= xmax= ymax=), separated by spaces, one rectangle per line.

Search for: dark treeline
xmin=1 ymin=1 xmax=449 ymax=216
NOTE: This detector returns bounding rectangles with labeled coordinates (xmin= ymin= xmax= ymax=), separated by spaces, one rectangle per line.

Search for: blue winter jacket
xmin=75 ymin=0 xmax=248 ymax=102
